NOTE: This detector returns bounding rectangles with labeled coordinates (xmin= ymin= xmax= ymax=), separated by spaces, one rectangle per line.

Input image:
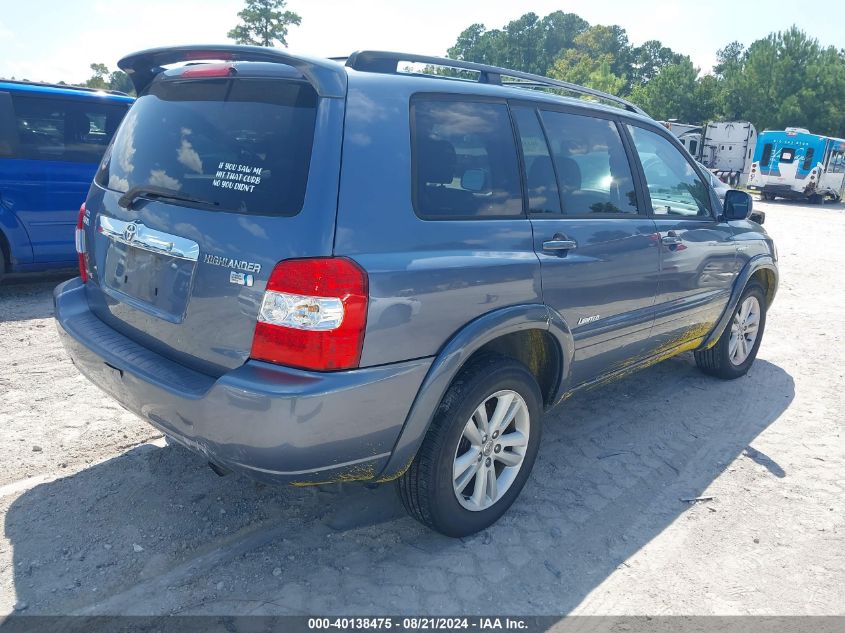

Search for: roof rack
xmin=344 ymin=51 xmax=647 ymax=116
xmin=0 ymin=78 xmax=130 ymax=97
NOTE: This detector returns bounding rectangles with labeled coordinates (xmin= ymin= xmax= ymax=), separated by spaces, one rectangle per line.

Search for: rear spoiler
xmin=117 ymin=45 xmax=347 ymax=98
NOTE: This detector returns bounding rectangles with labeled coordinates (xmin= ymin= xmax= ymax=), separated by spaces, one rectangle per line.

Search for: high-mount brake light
xmin=179 ymin=63 xmax=236 ymax=79
xmin=183 ymin=51 xmax=234 ymax=61
xmin=250 ymin=258 xmax=369 ymax=371
xmin=75 ymin=203 xmax=88 ymax=283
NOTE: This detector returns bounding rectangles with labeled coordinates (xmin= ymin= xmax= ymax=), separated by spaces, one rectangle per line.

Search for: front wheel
xmin=695 ymin=283 xmax=767 ymax=379
xmin=397 ymin=355 xmax=542 ymax=537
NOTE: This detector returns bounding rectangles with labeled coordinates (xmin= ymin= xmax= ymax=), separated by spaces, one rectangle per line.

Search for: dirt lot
xmin=1 ymin=200 xmax=843 ymax=616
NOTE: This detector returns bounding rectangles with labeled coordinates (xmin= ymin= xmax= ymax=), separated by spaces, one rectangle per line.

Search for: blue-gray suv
xmin=54 ymin=46 xmax=778 ymax=536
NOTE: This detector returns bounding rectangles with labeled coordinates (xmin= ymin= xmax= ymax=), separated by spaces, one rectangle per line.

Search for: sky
xmin=1 ymin=0 xmax=843 ymax=84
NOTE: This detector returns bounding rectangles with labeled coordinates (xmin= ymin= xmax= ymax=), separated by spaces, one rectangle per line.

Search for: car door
xmin=625 ymin=123 xmax=738 ymax=352
xmin=2 ymin=94 xmax=127 ymax=263
xmin=512 ymin=104 xmax=660 ymax=387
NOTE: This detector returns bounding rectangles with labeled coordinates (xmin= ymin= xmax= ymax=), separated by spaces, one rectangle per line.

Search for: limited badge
xmin=229 ymin=271 xmax=254 ymax=287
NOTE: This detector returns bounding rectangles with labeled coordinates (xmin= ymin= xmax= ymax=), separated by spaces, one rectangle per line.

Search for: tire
xmin=810 ymin=193 xmax=824 ymax=205
xmin=695 ymin=283 xmax=767 ymax=380
xmin=397 ymin=354 xmax=542 ymax=537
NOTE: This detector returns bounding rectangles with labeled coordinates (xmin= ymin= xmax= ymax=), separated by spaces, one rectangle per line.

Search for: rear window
xmin=411 ymin=98 xmax=523 ymax=219
xmin=96 ymin=77 xmax=317 ymax=216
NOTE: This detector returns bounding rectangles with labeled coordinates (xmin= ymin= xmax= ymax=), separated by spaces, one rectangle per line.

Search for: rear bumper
xmin=54 ymin=278 xmax=432 ymax=485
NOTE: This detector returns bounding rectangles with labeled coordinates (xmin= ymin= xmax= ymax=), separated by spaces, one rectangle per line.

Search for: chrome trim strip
xmin=98 ymin=216 xmax=199 ymax=262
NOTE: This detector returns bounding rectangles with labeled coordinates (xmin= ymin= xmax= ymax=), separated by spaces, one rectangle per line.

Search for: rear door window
xmin=540 ymin=110 xmax=639 ymax=216
xmin=10 ymin=95 xmax=128 ymax=163
xmin=96 ymin=77 xmax=317 ymax=216
xmin=411 ymin=97 xmax=523 ymax=219
xmin=512 ymin=106 xmax=561 ymax=215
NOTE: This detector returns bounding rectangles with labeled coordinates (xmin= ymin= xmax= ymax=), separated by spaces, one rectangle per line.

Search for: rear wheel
xmin=397 ymin=355 xmax=542 ymax=537
xmin=695 ymin=283 xmax=766 ymax=379
xmin=810 ymin=193 xmax=824 ymax=205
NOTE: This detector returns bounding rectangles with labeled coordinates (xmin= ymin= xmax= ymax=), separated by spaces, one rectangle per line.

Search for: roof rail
xmin=118 ymin=45 xmax=347 ymax=97
xmin=0 ymin=78 xmax=130 ymax=97
xmin=345 ymin=51 xmax=647 ymax=116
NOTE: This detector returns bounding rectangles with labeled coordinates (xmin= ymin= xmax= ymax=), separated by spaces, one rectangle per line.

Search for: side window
xmin=802 ymin=148 xmax=815 ymax=170
xmin=0 ymin=92 xmax=16 ymax=158
xmin=761 ymin=143 xmax=773 ymax=166
xmin=10 ymin=95 xmax=128 ymax=163
xmin=512 ymin=107 xmax=561 ymax=214
xmin=412 ymin=98 xmax=523 ymax=219
xmin=627 ymin=125 xmax=711 ymax=218
xmin=540 ymin=110 xmax=639 ymax=215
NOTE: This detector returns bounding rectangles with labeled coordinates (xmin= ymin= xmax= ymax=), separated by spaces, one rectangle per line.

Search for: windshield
xmin=95 ymin=77 xmax=317 ymax=216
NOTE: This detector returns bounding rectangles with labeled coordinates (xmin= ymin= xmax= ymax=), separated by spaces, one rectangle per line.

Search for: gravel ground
xmin=1 ymin=200 xmax=843 ymax=616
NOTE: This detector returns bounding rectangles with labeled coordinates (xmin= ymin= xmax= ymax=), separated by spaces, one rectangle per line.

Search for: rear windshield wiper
xmin=117 ymin=186 xmax=219 ymax=210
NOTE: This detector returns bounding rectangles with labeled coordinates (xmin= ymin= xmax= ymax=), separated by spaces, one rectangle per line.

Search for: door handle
xmin=543 ymin=237 xmax=578 ymax=252
xmin=661 ymin=232 xmax=683 ymax=246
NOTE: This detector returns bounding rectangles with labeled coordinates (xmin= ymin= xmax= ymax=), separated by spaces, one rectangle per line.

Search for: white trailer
xmin=700 ymin=121 xmax=757 ymax=186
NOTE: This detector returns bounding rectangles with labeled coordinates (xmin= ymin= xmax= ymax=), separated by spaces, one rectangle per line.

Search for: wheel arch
xmin=701 ymin=255 xmax=778 ymax=350
xmin=0 ymin=203 xmax=34 ymax=269
xmin=376 ymin=303 xmax=575 ymax=481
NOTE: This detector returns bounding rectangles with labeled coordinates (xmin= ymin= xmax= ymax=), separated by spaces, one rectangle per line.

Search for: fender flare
xmin=701 ymin=254 xmax=778 ymax=350
xmin=376 ymin=303 xmax=575 ymax=480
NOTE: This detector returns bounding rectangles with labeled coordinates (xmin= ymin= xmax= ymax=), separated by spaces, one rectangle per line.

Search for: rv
xmin=700 ymin=122 xmax=757 ymax=186
xmin=747 ymin=128 xmax=845 ymax=203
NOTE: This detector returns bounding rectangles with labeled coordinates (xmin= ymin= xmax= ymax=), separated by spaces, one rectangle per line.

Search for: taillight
xmin=250 ymin=258 xmax=368 ymax=371
xmin=75 ymin=203 xmax=88 ymax=283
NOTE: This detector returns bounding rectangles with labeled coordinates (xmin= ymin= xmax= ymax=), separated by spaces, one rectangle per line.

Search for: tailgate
xmin=80 ymin=55 xmax=347 ymax=376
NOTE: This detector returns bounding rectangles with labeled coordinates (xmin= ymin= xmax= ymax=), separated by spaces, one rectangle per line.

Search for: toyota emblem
xmin=123 ymin=223 xmax=138 ymax=242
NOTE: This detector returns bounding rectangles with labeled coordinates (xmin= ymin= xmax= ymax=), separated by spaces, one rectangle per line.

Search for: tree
xmin=446 ymin=14 xmax=845 ymax=136
xmin=82 ymin=63 xmax=134 ymax=95
xmin=631 ymin=40 xmax=685 ymax=86
xmin=719 ymin=26 xmax=845 ymax=136
xmin=447 ymin=11 xmax=589 ymax=76
xmin=228 ymin=0 xmax=301 ymax=48
xmin=629 ymin=59 xmax=700 ymax=122
xmin=714 ymin=41 xmax=744 ymax=78
xmin=84 ymin=63 xmax=110 ymax=90
xmin=548 ymin=24 xmax=633 ymax=95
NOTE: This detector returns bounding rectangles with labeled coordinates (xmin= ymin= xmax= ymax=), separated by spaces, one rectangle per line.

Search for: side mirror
xmin=724 ymin=189 xmax=753 ymax=220
xmin=461 ymin=168 xmax=488 ymax=192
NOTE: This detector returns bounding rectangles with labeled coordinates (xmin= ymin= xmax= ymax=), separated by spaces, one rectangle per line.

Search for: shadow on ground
xmin=5 ymin=356 xmax=794 ymax=615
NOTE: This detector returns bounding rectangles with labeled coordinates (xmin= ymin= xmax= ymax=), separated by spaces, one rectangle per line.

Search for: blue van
xmin=0 ymin=81 xmax=132 ymax=279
